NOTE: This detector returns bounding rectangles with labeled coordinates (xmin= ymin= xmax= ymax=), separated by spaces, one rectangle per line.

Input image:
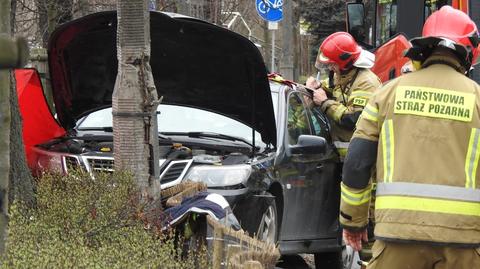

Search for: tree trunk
xmin=9 ymin=0 xmax=35 ymax=208
xmin=263 ymin=20 xmax=271 ymax=72
xmin=0 ymin=0 xmax=11 ymax=255
xmin=75 ymin=0 xmax=89 ymax=18
xmin=0 ymin=0 xmax=33 ymax=254
xmin=176 ymin=0 xmax=189 ymax=15
xmin=9 ymin=76 xmax=36 ymax=208
xmin=36 ymin=0 xmax=73 ymax=47
xmin=114 ymin=0 xmax=161 ymax=200
xmin=279 ymin=0 xmax=294 ymax=80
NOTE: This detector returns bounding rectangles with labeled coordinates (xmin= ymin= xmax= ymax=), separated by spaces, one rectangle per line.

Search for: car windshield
xmin=76 ymin=105 xmax=267 ymax=148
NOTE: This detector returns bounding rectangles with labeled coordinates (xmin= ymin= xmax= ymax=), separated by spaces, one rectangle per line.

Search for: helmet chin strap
xmin=328 ymin=70 xmax=335 ymax=89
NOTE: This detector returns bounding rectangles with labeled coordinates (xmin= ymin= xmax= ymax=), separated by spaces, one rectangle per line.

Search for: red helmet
xmin=406 ymin=5 xmax=479 ymax=67
xmin=316 ymin=32 xmax=373 ymax=70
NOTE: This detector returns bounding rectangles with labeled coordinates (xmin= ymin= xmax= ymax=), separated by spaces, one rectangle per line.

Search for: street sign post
xmin=268 ymin=22 xmax=278 ymax=73
xmin=255 ymin=0 xmax=283 ymax=72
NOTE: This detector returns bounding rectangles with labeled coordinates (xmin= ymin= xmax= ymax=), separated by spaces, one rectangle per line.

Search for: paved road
xmin=276 ymin=254 xmax=314 ymax=269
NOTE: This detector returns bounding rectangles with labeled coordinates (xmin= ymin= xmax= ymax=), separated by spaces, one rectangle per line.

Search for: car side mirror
xmin=346 ymin=2 xmax=366 ymax=43
xmin=290 ymin=135 xmax=327 ymax=155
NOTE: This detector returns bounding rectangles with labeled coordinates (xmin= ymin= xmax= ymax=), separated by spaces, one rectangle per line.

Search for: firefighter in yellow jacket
xmin=341 ymin=6 xmax=480 ymax=269
xmin=306 ymin=32 xmax=381 ymax=159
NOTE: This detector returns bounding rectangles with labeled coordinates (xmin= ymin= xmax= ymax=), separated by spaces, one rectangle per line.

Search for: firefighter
xmin=306 ymin=32 xmax=381 ymax=159
xmin=340 ymin=6 xmax=480 ymax=269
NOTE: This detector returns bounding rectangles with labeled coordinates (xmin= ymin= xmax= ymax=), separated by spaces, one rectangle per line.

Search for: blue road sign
xmin=256 ymin=0 xmax=283 ymax=22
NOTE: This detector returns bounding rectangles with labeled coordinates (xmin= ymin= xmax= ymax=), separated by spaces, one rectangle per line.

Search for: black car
xmin=18 ymin=11 xmax=346 ymax=268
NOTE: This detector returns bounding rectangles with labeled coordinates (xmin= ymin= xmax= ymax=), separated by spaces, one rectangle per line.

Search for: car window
xmin=77 ymin=105 xmax=266 ymax=148
xmin=308 ymin=105 xmax=331 ymax=140
xmin=376 ymin=0 xmax=397 ymax=46
xmin=287 ymin=93 xmax=311 ymax=145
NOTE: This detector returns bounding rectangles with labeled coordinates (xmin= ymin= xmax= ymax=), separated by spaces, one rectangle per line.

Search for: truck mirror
xmin=346 ymin=2 xmax=365 ymax=42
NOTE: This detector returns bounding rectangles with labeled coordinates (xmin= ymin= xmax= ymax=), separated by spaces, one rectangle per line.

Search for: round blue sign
xmin=256 ymin=0 xmax=283 ymax=22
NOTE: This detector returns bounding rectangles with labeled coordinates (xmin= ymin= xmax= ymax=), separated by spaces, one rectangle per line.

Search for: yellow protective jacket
xmin=340 ymin=54 xmax=480 ymax=246
xmin=320 ymin=68 xmax=381 ymax=157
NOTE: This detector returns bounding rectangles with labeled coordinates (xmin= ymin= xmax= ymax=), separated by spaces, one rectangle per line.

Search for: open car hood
xmin=48 ymin=11 xmax=276 ymax=146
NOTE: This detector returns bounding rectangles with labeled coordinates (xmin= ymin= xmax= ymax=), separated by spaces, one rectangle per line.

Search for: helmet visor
xmin=315 ymin=51 xmax=335 ymax=69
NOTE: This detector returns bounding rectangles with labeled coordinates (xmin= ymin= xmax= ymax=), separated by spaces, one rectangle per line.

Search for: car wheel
xmin=257 ymin=194 xmax=278 ymax=243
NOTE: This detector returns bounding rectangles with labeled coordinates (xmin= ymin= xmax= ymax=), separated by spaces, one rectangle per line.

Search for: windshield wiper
xmin=77 ymin=127 xmax=171 ymax=140
xmin=160 ymin=132 xmax=255 ymax=148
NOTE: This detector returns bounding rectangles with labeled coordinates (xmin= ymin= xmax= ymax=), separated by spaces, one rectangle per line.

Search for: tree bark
xmin=0 ymin=0 xmax=12 ymax=255
xmin=76 ymin=0 xmax=89 ymax=18
xmin=114 ymin=0 xmax=161 ymax=200
xmin=279 ymin=0 xmax=294 ymax=80
xmin=9 ymin=74 xmax=36 ymax=208
xmin=0 ymin=0 xmax=33 ymax=254
xmin=9 ymin=0 xmax=35 ymax=209
xmin=36 ymin=0 xmax=73 ymax=47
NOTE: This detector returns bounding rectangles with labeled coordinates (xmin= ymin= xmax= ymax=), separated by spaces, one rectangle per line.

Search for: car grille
xmin=63 ymin=156 xmax=79 ymax=172
xmin=85 ymin=157 xmax=114 ymax=173
xmin=80 ymin=157 xmax=191 ymax=186
xmin=160 ymin=160 xmax=192 ymax=184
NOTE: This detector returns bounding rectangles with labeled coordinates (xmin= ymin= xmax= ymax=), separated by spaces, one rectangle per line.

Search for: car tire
xmin=257 ymin=193 xmax=278 ymax=243
xmin=314 ymin=251 xmax=342 ymax=269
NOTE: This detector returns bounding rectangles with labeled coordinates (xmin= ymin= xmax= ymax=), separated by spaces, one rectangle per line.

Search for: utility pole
xmin=279 ymin=0 xmax=294 ymax=80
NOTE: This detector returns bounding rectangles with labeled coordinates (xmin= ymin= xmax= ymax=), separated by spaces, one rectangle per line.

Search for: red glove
xmin=306 ymin=76 xmax=320 ymax=89
xmin=343 ymin=228 xmax=368 ymax=251
xmin=313 ymin=88 xmax=328 ymax=105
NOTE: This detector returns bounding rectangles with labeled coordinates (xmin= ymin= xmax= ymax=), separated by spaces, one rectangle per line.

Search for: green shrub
xmin=2 ymin=170 xmax=210 ymax=269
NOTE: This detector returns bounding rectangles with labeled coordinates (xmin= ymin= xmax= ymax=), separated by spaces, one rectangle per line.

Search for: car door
xmin=278 ymin=91 xmax=341 ymax=241
xmin=278 ymin=92 xmax=340 ymax=240
xmin=304 ymin=103 xmax=342 ymax=240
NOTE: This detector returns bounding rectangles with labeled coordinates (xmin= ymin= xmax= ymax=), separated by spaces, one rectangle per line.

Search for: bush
xmin=2 ymin=170 xmax=209 ymax=269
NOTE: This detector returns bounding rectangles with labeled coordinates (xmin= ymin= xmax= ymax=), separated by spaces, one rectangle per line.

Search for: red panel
xmin=15 ymin=69 xmax=66 ymax=169
xmin=452 ymin=0 xmax=469 ymax=13
xmin=371 ymin=34 xmax=412 ymax=83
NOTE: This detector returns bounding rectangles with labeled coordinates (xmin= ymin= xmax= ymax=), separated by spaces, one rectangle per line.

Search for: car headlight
xmin=184 ymin=164 xmax=252 ymax=187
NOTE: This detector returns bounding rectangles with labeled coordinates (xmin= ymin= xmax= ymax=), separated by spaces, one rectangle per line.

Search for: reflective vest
xmin=350 ymin=55 xmax=480 ymax=245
